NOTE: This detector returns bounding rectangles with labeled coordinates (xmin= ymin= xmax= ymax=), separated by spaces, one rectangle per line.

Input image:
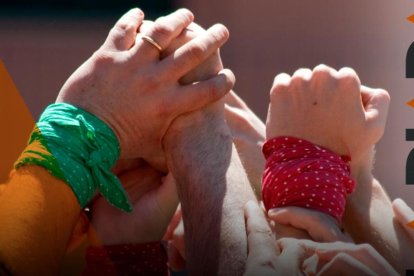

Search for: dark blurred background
xmin=1 ymin=0 xmax=413 ymax=238
xmin=0 ymin=0 xmax=173 ymax=17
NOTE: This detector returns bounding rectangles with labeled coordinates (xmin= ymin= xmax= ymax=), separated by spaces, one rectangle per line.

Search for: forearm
xmin=219 ymin=144 xmax=257 ymax=274
xmin=0 ymin=166 xmax=80 ymax=274
xmin=344 ymin=171 xmax=414 ymax=272
xmin=165 ymin=107 xmax=255 ymax=275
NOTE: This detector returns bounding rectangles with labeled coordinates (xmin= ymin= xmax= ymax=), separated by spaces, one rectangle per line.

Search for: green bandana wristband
xmin=15 ymin=103 xmax=132 ymax=212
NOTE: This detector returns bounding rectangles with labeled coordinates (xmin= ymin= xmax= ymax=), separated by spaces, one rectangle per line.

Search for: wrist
xmin=350 ymin=147 xmax=375 ymax=200
xmin=164 ymin=103 xmax=228 ymax=151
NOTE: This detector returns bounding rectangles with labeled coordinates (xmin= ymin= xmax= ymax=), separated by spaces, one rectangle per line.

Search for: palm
xmin=90 ymin=162 xmax=178 ymax=245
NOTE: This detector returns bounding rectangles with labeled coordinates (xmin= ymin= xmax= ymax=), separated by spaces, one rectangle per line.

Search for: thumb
xmin=392 ymin=198 xmax=414 ymax=241
xmin=360 ymin=85 xmax=390 ymax=139
xmin=155 ymin=173 xmax=179 ymax=219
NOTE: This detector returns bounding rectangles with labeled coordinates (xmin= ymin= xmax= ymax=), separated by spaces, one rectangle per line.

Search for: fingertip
xmin=392 ymin=198 xmax=404 ymax=209
xmin=209 ymin=23 xmax=230 ymax=42
xmin=139 ymin=20 xmax=154 ymax=33
xmin=128 ymin=7 xmax=144 ymax=19
xmin=392 ymin=198 xmax=414 ymax=221
xmin=267 ymin=207 xmax=282 ymax=217
xmin=219 ymin=68 xmax=236 ymax=87
xmin=376 ymin=88 xmax=391 ymax=103
xmin=176 ymin=8 xmax=194 ymax=22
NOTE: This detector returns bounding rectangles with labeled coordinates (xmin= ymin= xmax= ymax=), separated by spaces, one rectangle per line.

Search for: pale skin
xmin=265 ymin=64 xmax=414 ymax=272
xmin=144 ymin=20 xmax=258 ymax=274
xmin=161 ymin=47 xmax=257 ymax=276
xmin=56 ymin=8 xmax=235 ymax=171
xmin=392 ymin=198 xmax=414 ymax=242
xmin=89 ymin=161 xmax=178 ymax=245
xmin=0 ymin=7 xmax=236 ymax=274
xmin=225 ymin=91 xmax=266 ymax=198
xmin=88 ymin=18 xmax=258 ymax=274
xmin=74 ymin=20 xmax=262 ymax=275
xmin=87 ymin=20 xmax=227 ymax=248
xmin=160 ymin=90 xmax=266 ymax=271
xmin=244 ymin=200 xmax=398 ymax=276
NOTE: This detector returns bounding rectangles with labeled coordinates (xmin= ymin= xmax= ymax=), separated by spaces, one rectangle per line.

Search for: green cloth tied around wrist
xmin=15 ymin=103 xmax=132 ymax=212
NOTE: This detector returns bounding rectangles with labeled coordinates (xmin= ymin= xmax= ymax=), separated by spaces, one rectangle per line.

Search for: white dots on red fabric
xmin=262 ymin=136 xmax=356 ymax=223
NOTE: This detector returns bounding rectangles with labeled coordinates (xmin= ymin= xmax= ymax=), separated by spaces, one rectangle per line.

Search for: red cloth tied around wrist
xmin=262 ymin=136 xmax=356 ymax=222
xmin=83 ymin=242 xmax=168 ymax=275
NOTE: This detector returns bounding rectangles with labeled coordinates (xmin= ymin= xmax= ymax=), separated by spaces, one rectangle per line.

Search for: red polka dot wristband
xmin=262 ymin=136 xmax=356 ymax=222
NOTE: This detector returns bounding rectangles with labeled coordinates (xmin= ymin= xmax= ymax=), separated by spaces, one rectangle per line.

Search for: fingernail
xmin=268 ymin=208 xmax=282 ymax=215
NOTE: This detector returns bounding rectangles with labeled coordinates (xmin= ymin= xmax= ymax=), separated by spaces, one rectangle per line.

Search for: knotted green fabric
xmin=15 ymin=103 xmax=132 ymax=212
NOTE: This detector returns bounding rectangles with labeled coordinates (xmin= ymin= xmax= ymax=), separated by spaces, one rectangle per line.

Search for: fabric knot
xmin=16 ymin=103 xmax=132 ymax=212
xmin=86 ymin=150 xmax=103 ymax=167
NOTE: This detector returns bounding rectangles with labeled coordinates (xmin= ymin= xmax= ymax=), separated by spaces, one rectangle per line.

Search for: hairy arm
xmin=344 ymin=152 xmax=414 ymax=273
xmin=164 ymin=104 xmax=256 ymax=275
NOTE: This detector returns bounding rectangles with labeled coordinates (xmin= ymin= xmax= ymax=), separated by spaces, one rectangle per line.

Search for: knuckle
xmin=338 ymin=67 xmax=358 ymax=78
xmin=151 ymin=21 xmax=174 ymax=40
xmin=356 ymin=243 xmax=374 ymax=254
xmin=293 ymin=68 xmax=311 ymax=77
xmin=338 ymin=67 xmax=360 ymax=88
xmin=312 ymin=64 xmax=335 ymax=79
xmin=93 ymin=50 xmax=116 ymax=67
xmin=334 ymin=252 xmax=350 ymax=264
xmin=313 ymin=63 xmax=332 ymax=72
xmin=114 ymin=22 xmax=137 ymax=35
xmin=291 ymin=68 xmax=312 ymax=85
xmin=141 ymin=72 xmax=161 ymax=92
xmin=186 ymin=43 xmax=206 ymax=62
xmin=270 ymin=82 xmax=289 ymax=100
xmin=205 ymin=81 xmax=222 ymax=100
xmin=376 ymin=88 xmax=391 ymax=103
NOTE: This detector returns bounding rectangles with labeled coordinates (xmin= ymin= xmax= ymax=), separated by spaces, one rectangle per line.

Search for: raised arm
xmin=160 ymin=27 xmax=258 ymax=274
xmin=266 ymin=65 xmax=414 ymax=272
xmin=0 ymin=8 xmax=235 ymax=274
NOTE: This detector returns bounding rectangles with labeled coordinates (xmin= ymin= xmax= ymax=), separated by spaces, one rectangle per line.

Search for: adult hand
xmin=392 ymin=198 xmax=414 ymax=242
xmin=56 ymin=8 xmax=234 ymax=170
xmin=245 ymin=201 xmax=313 ymax=275
xmin=225 ymin=91 xmax=266 ymax=197
xmin=244 ymin=201 xmax=394 ymax=276
xmin=299 ymin=240 xmax=398 ymax=276
xmin=244 ymin=200 xmax=279 ymax=275
xmin=268 ymin=206 xmax=351 ymax=242
xmin=89 ymin=161 xmax=179 ymax=245
xmin=266 ymin=65 xmax=390 ymax=173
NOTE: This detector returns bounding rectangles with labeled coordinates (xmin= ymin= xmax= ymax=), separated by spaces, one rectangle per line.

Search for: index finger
xmin=131 ymin=9 xmax=194 ymax=61
xmin=268 ymin=207 xmax=350 ymax=243
xmin=159 ymin=23 xmax=229 ymax=80
xmin=245 ymin=201 xmax=278 ymax=257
